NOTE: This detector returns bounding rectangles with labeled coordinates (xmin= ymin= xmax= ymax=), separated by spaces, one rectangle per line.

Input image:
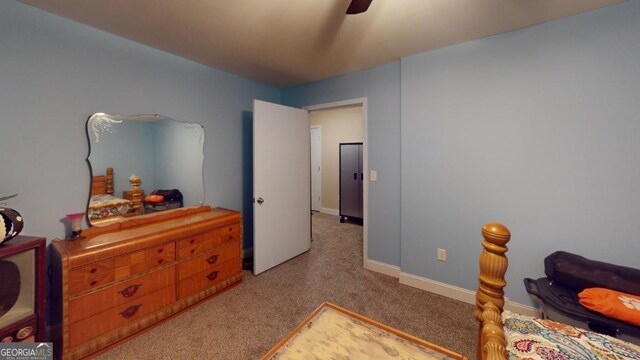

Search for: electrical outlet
xmin=437 ymin=248 xmax=447 ymax=261
xmin=370 ymin=170 xmax=378 ymax=182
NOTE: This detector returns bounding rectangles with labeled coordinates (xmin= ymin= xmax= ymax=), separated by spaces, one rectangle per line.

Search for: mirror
xmin=86 ymin=113 xmax=205 ymax=226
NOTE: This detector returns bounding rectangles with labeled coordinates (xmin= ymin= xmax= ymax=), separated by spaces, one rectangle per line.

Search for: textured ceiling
xmin=20 ymin=0 xmax=624 ymax=87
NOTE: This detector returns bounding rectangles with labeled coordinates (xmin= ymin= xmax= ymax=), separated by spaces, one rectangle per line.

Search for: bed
xmin=88 ymin=168 xmax=143 ymax=223
xmin=475 ymin=223 xmax=640 ymax=360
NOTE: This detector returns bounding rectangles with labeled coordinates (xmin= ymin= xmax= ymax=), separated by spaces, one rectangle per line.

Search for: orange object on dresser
xmin=144 ymin=194 xmax=163 ymax=203
xmin=50 ymin=206 xmax=243 ymax=360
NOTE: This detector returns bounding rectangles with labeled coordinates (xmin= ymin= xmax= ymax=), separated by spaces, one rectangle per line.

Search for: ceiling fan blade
xmin=346 ymin=0 xmax=372 ymax=15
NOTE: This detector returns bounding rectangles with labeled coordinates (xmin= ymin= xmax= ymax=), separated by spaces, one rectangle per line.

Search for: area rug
xmin=262 ymin=302 xmax=467 ymax=360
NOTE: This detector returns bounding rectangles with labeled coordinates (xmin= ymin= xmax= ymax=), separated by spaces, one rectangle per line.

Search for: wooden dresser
xmin=50 ymin=206 xmax=242 ymax=359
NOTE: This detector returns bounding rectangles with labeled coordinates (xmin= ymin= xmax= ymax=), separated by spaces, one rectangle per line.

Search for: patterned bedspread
xmin=503 ymin=310 xmax=640 ymax=359
xmin=88 ymin=194 xmax=131 ymax=220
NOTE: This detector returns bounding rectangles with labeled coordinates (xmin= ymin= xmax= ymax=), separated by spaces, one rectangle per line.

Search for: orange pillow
xmin=145 ymin=194 xmax=165 ymax=204
xmin=578 ymin=287 xmax=640 ymax=326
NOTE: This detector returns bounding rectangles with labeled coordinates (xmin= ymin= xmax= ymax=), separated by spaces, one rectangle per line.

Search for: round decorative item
xmin=16 ymin=326 xmax=33 ymax=340
xmin=0 ymin=208 xmax=24 ymax=244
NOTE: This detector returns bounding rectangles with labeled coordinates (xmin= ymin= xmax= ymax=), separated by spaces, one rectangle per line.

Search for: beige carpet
xmin=98 ymin=213 xmax=477 ymax=359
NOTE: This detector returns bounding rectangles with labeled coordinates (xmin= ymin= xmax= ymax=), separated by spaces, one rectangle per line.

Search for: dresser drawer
xmin=69 ymin=266 xmax=175 ymax=324
xmin=178 ymin=259 xmax=241 ymax=299
xmin=176 ymin=223 xmax=240 ymax=259
xmin=177 ymin=232 xmax=217 ymax=259
xmin=178 ymin=241 xmax=240 ymax=281
xmin=69 ymin=243 xmax=175 ymax=295
xmin=69 ymin=285 xmax=175 ymax=349
xmin=68 ymin=260 xmax=115 ymax=295
xmin=220 ymin=223 xmax=241 ymax=243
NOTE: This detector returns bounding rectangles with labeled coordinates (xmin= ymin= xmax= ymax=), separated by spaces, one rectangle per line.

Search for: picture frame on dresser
xmin=0 ymin=236 xmax=47 ymax=343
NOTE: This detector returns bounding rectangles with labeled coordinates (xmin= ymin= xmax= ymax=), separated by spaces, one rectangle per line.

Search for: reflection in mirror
xmin=87 ymin=113 xmax=205 ymax=226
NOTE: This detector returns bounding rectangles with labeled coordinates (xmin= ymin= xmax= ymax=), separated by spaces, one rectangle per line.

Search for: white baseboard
xmin=363 ymin=260 xmax=539 ymax=317
xmin=399 ymin=271 xmax=476 ymax=304
xmin=364 ymin=259 xmax=400 ymax=278
xmin=243 ymin=247 xmax=253 ymax=259
xmin=320 ymin=207 xmax=339 ymax=216
xmin=398 ymin=271 xmax=539 ymax=317
xmin=504 ymin=300 xmax=540 ymax=317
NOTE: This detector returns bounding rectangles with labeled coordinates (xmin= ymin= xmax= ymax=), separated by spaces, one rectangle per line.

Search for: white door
xmin=253 ymin=100 xmax=311 ymax=275
xmin=310 ymin=126 xmax=321 ymax=211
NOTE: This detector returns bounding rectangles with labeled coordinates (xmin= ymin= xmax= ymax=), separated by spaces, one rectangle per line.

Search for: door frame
xmin=304 ymin=97 xmax=368 ymax=268
xmin=310 ymin=125 xmax=322 ymax=212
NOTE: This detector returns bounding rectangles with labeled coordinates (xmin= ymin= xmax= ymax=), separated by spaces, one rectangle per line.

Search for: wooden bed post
xmin=129 ymin=175 xmax=143 ymax=215
xmin=475 ymin=222 xmax=510 ymax=360
xmin=105 ymin=167 xmax=114 ymax=195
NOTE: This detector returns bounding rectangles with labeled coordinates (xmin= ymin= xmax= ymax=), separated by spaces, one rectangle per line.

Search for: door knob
xmin=257 ymin=197 xmax=264 ymax=204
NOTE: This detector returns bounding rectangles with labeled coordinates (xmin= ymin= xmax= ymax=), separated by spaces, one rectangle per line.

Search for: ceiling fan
xmin=346 ymin=0 xmax=373 ymax=14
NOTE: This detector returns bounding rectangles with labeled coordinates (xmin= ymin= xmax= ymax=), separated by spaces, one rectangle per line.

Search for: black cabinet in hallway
xmin=339 ymin=142 xmax=363 ymax=223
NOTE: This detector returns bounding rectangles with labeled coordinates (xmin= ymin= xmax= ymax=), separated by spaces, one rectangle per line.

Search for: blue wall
xmin=401 ymin=2 xmax=640 ymax=303
xmin=283 ymin=2 xmax=640 ymax=305
xmin=282 ymin=63 xmax=402 ymax=266
xmin=0 ymin=1 xmax=279 ymax=240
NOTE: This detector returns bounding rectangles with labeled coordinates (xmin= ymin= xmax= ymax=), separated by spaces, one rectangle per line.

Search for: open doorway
xmin=305 ymin=98 xmax=368 ymax=266
xmin=308 ymin=105 xmax=363 ymax=217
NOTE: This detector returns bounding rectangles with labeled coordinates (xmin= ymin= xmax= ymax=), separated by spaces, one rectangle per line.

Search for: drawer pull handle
xmin=158 ymin=248 xmax=164 ymax=254
xmin=228 ymin=227 xmax=233 ymax=232
xmin=158 ymin=259 xmax=164 ymax=264
xmin=190 ymin=249 xmax=196 ymax=254
xmin=119 ymin=284 xmax=142 ymax=298
xmin=190 ymin=239 xmax=195 ymax=244
xmin=119 ymin=304 xmax=142 ymax=319
xmin=206 ymin=255 xmax=219 ymax=265
xmin=207 ymin=271 xmax=219 ymax=281
xmin=90 ymin=280 xmax=97 ymax=286
xmin=90 ymin=268 xmax=97 ymax=274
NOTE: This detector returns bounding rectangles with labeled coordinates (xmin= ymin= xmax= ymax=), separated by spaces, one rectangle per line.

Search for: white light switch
xmin=370 ymin=170 xmax=378 ymax=182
